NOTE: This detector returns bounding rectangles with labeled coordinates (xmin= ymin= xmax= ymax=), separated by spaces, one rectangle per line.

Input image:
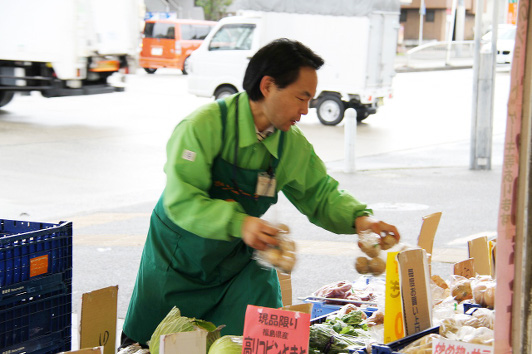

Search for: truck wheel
xmin=316 ymin=95 xmax=345 ymax=126
xmin=144 ymin=68 xmax=157 ymax=74
xmin=214 ymin=86 xmax=237 ymax=100
xmin=355 ymin=108 xmax=370 ymax=122
xmin=182 ymin=57 xmax=190 ymax=75
xmin=0 ymin=91 xmax=14 ymax=108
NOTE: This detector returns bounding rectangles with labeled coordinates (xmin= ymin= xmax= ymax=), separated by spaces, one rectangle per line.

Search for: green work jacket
xmin=163 ymin=92 xmax=371 ymax=240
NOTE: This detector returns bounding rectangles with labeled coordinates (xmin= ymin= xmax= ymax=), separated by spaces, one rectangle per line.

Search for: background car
xmin=482 ymin=24 xmax=516 ymax=64
xmin=140 ymin=18 xmax=216 ymax=75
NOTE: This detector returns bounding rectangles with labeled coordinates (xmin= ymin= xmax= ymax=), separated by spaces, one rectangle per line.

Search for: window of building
xmin=425 ymin=9 xmax=435 ymax=22
xmin=400 ymin=9 xmax=407 ymax=22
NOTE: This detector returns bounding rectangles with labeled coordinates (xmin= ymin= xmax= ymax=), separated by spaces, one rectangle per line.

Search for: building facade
xmin=400 ymin=0 xmax=514 ymax=45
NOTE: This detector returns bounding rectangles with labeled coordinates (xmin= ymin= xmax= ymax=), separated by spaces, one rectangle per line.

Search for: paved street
xmin=0 ymin=64 xmax=510 ymax=343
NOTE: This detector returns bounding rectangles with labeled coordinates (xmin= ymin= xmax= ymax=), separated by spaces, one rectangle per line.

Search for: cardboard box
xmin=281 ymin=302 xmax=313 ymax=314
xmin=397 ymin=249 xmax=433 ymax=336
xmin=159 ymin=330 xmax=208 ymax=354
xmin=468 ymin=236 xmax=492 ymax=276
xmin=79 ymin=286 xmax=118 ymax=354
xmin=417 ymin=212 xmax=442 ymax=264
xmin=277 ymin=271 xmax=292 ymax=306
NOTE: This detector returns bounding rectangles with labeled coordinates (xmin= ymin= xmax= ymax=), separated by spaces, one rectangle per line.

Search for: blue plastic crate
xmin=0 ymin=285 xmax=72 ymax=353
xmin=306 ymin=299 xmax=379 ymax=320
xmin=1 ymin=329 xmax=71 ymax=354
xmin=0 ymin=220 xmax=72 ymax=298
xmin=306 ymin=300 xmax=342 ymax=319
xmin=0 ymin=219 xmax=72 ymax=353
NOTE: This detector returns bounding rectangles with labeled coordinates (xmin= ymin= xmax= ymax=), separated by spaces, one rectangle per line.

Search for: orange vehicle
xmin=139 ymin=19 xmax=215 ymax=75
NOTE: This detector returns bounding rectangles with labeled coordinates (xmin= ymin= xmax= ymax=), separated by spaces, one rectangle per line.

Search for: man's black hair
xmin=243 ymin=38 xmax=324 ymax=101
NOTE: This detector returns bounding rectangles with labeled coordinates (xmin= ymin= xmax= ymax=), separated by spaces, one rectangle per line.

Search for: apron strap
xmin=216 ymin=98 xmax=228 ymax=139
xmin=271 ymin=131 xmax=285 ymax=170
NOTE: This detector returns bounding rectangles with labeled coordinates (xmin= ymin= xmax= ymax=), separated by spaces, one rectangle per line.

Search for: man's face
xmin=262 ymin=66 xmax=318 ymax=132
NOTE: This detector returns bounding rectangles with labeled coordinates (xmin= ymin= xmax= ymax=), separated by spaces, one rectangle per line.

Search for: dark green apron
xmin=123 ymin=95 xmax=285 ymax=345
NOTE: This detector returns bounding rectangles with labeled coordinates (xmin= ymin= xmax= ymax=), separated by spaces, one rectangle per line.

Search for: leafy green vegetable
xmin=208 ymin=335 xmax=243 ymax=354
xmin=308 ymin=309 xmax=373 ymax=353
xmin=309 ymin=348 xmax=324 ymax=354
xmin=340 ymin=310 xmax=366 ymax=327
xmin=309 ymin=323 xmax=361 ymax=354
xmin=149 ymin=307 xmax=223 ymax=354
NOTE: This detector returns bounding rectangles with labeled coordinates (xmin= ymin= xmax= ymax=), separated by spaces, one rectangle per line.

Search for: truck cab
xmin=187 ymin=16 xmax=258 ymax=99
xmin=187 ymin=5 xmax=399 ymax=125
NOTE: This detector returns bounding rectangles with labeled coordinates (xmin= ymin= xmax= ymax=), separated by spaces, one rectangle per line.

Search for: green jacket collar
xmin=237 ymin=92 xmax=281 ymax=159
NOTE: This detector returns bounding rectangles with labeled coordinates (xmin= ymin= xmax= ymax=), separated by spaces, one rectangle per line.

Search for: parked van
xmin=140 ymin=18 xmax=215 ymax=75
xmin=188 ymin=3 xmax=400 ymax=125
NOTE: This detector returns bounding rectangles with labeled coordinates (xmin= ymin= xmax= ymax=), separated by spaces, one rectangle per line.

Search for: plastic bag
xmin=401 ymin=333 xmax=444 ymax=353
xmin=354 ymin=231 xmax=416 ymax=276
xmin=464 ymin=307 xmax=495 ymax=329
xmin=254 ymin=224 xmax=297 ymax=274
xmin=448 ymin=275 xmax=473 ymax=303
xmin=471 ymin=276 xmax=496 ymax=309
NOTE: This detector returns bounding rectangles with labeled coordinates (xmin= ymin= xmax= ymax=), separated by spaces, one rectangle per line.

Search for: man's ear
xmin=259 ymin=76 xmax=275 ymax=98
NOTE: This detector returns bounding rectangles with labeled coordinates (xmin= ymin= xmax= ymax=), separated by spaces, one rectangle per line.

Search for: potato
xmin=368 ymin=257 xmax=386 ymax=276
xmin=280 ymin=238 xmax=296 ymax=252
xmin=263 ymin=248 xmax=283 ymax=264
xmin=451 ymin=280 xmax=473 ymax=302
xmin=358 ymin=242 xmax=381 ymax=258
xmin=277 ymin=224 xmax=290 ymax=233
xmin=355 ymin=256 xmax=370 ymax=274
xmin=278 ymin=253 xmax=296 ymax=273
xmin=484 ymin=284 xmax=495 ymax=309
xmin=472 ymin=283 xmax=488 ymax=304
xmin=357 ymin=231 xmax=382 ymax=258
xmin=381 ymin=234 xmax=398 ymax=250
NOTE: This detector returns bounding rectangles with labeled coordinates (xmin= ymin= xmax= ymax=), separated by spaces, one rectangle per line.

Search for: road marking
xmin=67 ymin=212 xmax=150 ymax=228
xmin=74 ymin=233 xmax=147 ymax=247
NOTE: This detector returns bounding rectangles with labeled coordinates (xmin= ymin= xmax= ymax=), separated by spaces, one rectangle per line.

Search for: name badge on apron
xmin=256 ymin=172 xmax=276 ymax=197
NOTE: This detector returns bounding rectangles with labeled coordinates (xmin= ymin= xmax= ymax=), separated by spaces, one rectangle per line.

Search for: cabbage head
xmin=208 ymin=336 xmax=243 ymax=354
xmin=149 ymin=307 xmax=223 ymax=354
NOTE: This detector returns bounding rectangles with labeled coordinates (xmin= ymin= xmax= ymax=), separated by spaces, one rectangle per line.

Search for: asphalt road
xmin=0 ymin=65 xmax=510 ymax=341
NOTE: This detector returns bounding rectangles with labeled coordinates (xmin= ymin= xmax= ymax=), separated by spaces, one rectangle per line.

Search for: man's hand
xmin=354 ymin=215 xmax=401 ymax=242
xmin=241 ymin=216 xmax=280 ymax=250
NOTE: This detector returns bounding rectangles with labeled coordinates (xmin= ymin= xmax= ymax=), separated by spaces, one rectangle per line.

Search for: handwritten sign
xmin=432 ymin=337 xmax=493 ymax=353
xmin=384 ymin=252 xmax=404 ymax=343
xmin=80 ymin=286 xmax=118 ymax=354
xmin=242 ymin=305 xmax=310 ymax=354
xmin=453 ymin=258 xmax=475 ymax=278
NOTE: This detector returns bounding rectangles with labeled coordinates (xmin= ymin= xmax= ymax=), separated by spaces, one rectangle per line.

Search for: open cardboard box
xmin=68 ymin=270 xmax=295 ymax=354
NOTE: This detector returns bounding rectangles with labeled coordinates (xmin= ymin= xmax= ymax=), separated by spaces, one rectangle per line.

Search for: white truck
xmin=0 ymin=0 xmax=141 ymax=108
xmin=187 ymin=1 xmax=400 ymax=125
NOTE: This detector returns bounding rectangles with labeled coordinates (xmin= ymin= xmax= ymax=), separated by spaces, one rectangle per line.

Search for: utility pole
xmin=344 ymin=109 xmax=357 ymax=173
xmin=456 ymin=0 xmax=466 ymax=41
xmin=470 ymin=0 xmax=499 ymax=170
xmin=418 ymin=0 xmax=425 ymax=45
